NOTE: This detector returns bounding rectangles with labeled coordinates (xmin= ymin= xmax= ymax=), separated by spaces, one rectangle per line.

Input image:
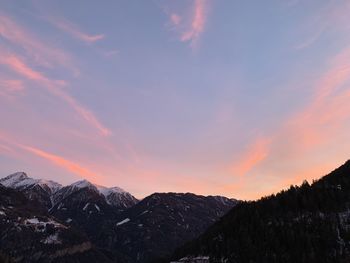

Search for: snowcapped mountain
xmin=97 ymin=185 xmax=138 ymax=209
xmin=0 ymin=172 xmax=62 ymax=209
xmin=0 ymin=172 xmax=62 ymax=194
xmin=52 ymin=179 xmax=138 ymax=210
xmin=0 ymin=173 xmax=138 ymax=211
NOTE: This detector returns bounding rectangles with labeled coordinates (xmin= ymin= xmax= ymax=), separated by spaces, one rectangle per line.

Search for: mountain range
xmin=2 ymin=161 xmax=350 ymax=263
xmin=0 ymin=172 xmax=237 ymax=262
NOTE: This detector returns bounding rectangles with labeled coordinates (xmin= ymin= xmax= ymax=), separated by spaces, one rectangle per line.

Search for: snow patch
xmin=171 ymin=256 xmax=210 ymax=263
xmin=83 ymin=203 xmax=90 ymax=211
xmin=42 ymin=233 xmax=61 ymax=244
xmin=24 ymin=217 xmax=66 ymax=230
xmin=116 ymin=218 xmax=130 ymax=226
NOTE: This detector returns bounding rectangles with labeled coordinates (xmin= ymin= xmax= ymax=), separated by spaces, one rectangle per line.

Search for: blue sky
xmin=0 ymin=0 xmax=350 ymax=199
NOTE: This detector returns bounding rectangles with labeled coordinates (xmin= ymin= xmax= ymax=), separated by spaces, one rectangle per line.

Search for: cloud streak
xmin=180 ymin=0 xmax=207 ymax=47
xmin=20 ymin=144 xmax=100 ymax=183
xmin=0 ymin=131 xmax=102 ymax=183
xmin=0 ymin=52 xmax=111 ymax=136
xmin=167 ymin=0 xmax=208 ymax=48
xmin=48 ymin=17 xmax=105 ymax=44
xmin=229 ymin=45 xmax=350 ymax=188
xmin=0 ymin=14 xmax=77 ymax=73
xmin=0 ymin=79 xmax=24 ymax=98
xmin=231 ymin=137 xmax=271 ymax=177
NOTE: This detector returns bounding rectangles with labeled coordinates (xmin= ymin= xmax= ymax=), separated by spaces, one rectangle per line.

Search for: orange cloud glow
xmin=231 ymin=137 xmax=271 ymax=177
xmin=19 ymin=144 xmax=100 ymax=183
xmin=227 ymin=45 xmax=350 ymax=196
xmin=1 ymin=55 xmax=46 ymax=81
xmin=286 ymin=47 xmax=350 ymax=150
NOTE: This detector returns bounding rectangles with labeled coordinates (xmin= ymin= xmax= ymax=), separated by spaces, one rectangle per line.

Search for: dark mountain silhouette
xmin=167 ymin=160 xmax=350 ymax=263
xmin=98 ymin=192 xmax=237 ymax=262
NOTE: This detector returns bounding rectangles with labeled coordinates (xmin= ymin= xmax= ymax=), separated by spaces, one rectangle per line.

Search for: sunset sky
xmin=1 ymin=0 xmax=350 ymax=200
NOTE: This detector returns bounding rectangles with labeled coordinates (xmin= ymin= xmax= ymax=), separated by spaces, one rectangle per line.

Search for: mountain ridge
xmin=166 ymin=160 xmax=350 ymax=263
xmin=0 ymin=171 xmax=238 ymax=263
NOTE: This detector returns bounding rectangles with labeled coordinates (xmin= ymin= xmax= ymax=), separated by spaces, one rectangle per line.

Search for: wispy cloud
xmin=20 ymin=144 xmax=100 ymax=183
xmin=170 ymin=13 xmax=182 ymax=26
xmin=0 ymin=131 xmax=102 ymax=183
xmin=284 ymin=48 xmax=350 ymax=150
xmin=47 ymin=16 xmax=105 ymax=44
xmin=0 ymin=14 xmax=77 ymax=73
xmin=0 ymin=143 xmax=15 ymax=156
xmin=101 ymin=49 xmax=119 ymax=58
xmin=0 ymin=52 xmax=111 ymax=136
xmin=1 ymin=79 xmax=24 ymax=91
xmin=180 ymin=0 xmax=207 ymax=47
xmin=0 ymin=78 xmax=24 ymax=99
xmin=166 ymin=0 xmax=209 ymax=48
xmin=294 ymin=3 xmax=350 ymax=50
xmin=231 ymin=137 xmax=271 ymax=177
xmin=229 ymin=45 xmax=350 ymax=187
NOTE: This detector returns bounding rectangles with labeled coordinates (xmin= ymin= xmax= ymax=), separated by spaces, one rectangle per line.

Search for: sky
xmin=0 ymin=0 xmax=350 ymax=200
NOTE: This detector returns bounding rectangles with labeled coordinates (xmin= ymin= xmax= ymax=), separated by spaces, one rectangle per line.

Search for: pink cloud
xmin=0 ymin=52 xmax=111 ymax=136
xmin=20 ymin=144 xmax=101 ymax=183
xmin=165 ymin=0 xmax=209 ymax=48
xmin=0 ymin=78 xmax=24 ymax=98
xmin=228 ymin=45 xmax=350 ymax=192
xmin=285 ymin=47 xmax=350 ymax=149
xmin=294 ymin=3 xmax=350 ymax=50
xmin=230 ymin=137 xmax=271 ymax=177
xmin=0 ymin=144 xmax=15 ymax=156
xmin=2 ymin=79 xmax=24 ymax=91
xmin=170 ymin=14 xmax=182 ymax=26
xmin=0 ymin=14 xmax=77 ymax=74
xmin=47 ymin=17 xmax=105 ymax=44
xmin=180 ymin=0 xmax=207 ymax=47
xmin=0 ymin=79 xmax=24 ymax=92
xmin=0 ymin=131 xmax=103 ymax=183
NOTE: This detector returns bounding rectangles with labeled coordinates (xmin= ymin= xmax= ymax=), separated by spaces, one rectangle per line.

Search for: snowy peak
xmin=0 ymin=172 xmax=29 ymax=188
xmin=50 ymin=179 xmax=138 ymax=210
xmin=70 ymin=180 xmax=98 ymax=191
xmin=96 ymin=185 xmax=138 ymax=208
xmin=96 ymin=185 xmax=126 ymax=196
xmin=0 ymin=172 xmax=62 ymax=194
xmin=37 ymin=180 xmax=62 ymax=194
xmin=1 ymin=173 xmax=138 ymax=210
